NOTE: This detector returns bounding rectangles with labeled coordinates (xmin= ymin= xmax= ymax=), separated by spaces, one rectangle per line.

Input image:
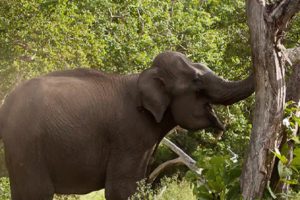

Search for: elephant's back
xmin=45 ymin=68 xmax=111 ymax=80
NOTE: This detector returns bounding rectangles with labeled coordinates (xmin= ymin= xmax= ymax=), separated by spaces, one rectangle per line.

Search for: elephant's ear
xmin=138 ymin=67 xmax=170 ymax=123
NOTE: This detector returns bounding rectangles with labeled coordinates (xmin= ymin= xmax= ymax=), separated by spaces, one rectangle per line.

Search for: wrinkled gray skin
xmin=0 ymin=51 xmax=254 ymax=200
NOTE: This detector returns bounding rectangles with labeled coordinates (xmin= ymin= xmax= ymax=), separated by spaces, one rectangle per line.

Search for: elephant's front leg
xmin=104 ymin=148 xmax=153 ymax=200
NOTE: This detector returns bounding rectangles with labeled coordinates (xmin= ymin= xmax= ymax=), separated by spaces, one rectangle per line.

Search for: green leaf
xmin=280 ymin=178 xmax=298 ymax=185
xmin=280 ymin=143 xmax=289 ymax=156
xmin=278 ymin=161 xmax=293 ymax=178
xmin=291 ymin=148 xmax=300 ymax=168
xmin=272 ymin=148 xmax=288 ymax=164
xmin=226 ymin=184 xmax=242 ymax=200
xmin=225 ymin=165 xmax=241 ymax=184
xmin=294 ymin=116 xmax=300 ymax=124
xmin=291 ymin=136 xmax=300 ymax=144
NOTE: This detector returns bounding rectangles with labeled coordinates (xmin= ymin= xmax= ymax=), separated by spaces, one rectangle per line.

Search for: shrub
xmin=130 ymin=176 xmax=196 ymax=200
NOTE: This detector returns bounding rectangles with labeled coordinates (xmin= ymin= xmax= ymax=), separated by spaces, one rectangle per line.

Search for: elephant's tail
xmin=0 ymin=94 xmax=13 ymax=141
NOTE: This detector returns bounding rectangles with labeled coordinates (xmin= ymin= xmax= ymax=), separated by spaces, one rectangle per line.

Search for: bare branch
xmin=270 ymin=0 xmax=300 ymax=30
xmin=161 ymin=138 xmax=203 ymax=175
xmin=148 ymin=157 xmax=184 ymax=183
xmin=148 ymin=128 xmax=203 ymax=183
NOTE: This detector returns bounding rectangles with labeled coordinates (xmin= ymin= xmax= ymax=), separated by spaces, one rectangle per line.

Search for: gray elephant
xmin=0 ymin=51 xmax=254 ymax=200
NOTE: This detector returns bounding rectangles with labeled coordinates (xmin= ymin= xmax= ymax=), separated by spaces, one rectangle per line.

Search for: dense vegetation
xmin=0 ymin=0 xmax=299 ymax=199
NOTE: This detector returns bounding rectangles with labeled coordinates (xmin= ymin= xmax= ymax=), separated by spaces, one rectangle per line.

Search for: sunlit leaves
xmin=0 ymin=0 xmax=252 ymax=99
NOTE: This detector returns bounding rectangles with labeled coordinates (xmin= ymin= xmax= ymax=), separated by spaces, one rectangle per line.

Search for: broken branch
xmin=148 ymin=128 xmax=203 ymax=183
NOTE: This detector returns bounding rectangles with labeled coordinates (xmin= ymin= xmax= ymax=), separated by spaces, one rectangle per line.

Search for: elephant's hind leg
xmin=10 ymin=187 xmax=54 ymax=200
xmin=8 ymin=163 xmax=54 ymax=200
xmin=5 ymin=146 xmax=54 ymax=200
xmin=7 ymin=163 xmax=55 ymax=200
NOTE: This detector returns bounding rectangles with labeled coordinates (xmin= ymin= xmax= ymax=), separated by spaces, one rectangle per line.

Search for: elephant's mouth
xmin=206 ymin=104 xmax=225 ymax=131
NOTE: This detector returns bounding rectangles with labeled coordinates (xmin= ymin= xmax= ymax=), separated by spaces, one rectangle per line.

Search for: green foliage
xmin=186 ymin=152 xmax=242 ymax=200
xmin=269 ymin=102 xmax=300 ymax=198
xmin=54 ymin=191 xmax=105 ymax=200
xmin=0 ymin=0 xmax=252 ymax=98
xmin=0 ymin=178 xmax=10 ymax=200
xmin=130 ymin=179 xmax=156 ymax=200
xmin=54 ymin=195 xmax=80 ymax=200
xmin=155 ymin=177 xmax=196 ymax=200
xmin=285 ymin=13 xmax=300 ymax=48
xmin=0 ymin=144 xmax=6 ymax=177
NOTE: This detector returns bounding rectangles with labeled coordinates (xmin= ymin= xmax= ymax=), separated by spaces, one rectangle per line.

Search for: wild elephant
xmin=0 ymin=51 xmax=254 ymax=200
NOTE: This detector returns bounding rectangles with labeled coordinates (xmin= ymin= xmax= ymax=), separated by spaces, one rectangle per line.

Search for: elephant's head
xmin=138 ymin=51 xmax=254 ymax=131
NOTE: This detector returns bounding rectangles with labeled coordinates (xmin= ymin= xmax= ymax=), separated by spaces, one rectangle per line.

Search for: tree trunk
xmin=271 ymin=63 xmax=300 ymax=193
xmin=240 ymin=1 xmax=300 ymax=199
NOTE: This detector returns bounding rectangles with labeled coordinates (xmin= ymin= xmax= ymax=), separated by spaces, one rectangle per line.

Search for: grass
xmin=130 ymin=176 xmax=197 ymax=200
xmin=78 ymin=191 xmax=105 ymax=200
xmin=54 ymin=191 xmax=105 ymax=200
xmin=1 ymin=177 xmax=196 ymax=200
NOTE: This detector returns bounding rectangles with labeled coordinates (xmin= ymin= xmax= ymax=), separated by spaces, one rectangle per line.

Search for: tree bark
xmin=271 ymin=63 xmax=300 ymax=193
xmin=286 ymin=63 xmax=300 ymax=102
xmin=241 ymin=0 xmax=300 ymax=199
xmin=285 ymin=47 xmax=300 ymax=65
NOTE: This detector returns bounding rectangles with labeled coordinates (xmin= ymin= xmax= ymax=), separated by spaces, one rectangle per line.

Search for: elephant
xmin=0 ymin=51 xmax=254 ymax=200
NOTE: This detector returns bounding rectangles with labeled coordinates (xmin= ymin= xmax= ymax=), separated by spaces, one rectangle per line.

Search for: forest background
xmin=0 ymin=0 xmax=299 ymax=199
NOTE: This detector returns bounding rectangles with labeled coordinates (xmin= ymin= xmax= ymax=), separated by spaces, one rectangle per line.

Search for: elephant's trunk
xmin=204 ymin=73 xmax=255 ymax=105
